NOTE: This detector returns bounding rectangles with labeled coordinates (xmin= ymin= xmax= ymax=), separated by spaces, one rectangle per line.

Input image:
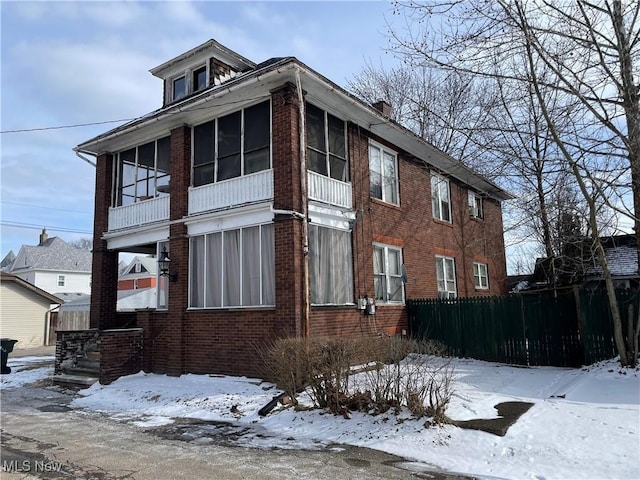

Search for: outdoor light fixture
xmin=158 ymin=247 xmax=178 ymax=282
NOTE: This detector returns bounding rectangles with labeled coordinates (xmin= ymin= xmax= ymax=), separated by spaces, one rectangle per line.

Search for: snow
xmin=3 ymin=354 xmax=639 ymax=479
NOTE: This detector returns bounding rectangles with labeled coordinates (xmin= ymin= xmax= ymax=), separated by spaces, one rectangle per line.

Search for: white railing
xmin=188 ymin=169 xmax=274 ymax=215
xmin=108 ymin=195 xmax=170 ymax=231
xmin=307 ymin=171 xmax=352 ymax=209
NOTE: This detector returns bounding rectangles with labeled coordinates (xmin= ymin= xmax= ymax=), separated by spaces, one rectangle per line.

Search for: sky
xmin=1 ymin=0 xmax=400 ymax=259
xmin=4 ymin=354 xmax=639 ymax=479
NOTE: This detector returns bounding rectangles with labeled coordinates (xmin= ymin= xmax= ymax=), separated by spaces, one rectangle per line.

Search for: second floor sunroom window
xmin=114 ymin=136 xmax=171 ymax=207
xmin=192 ymin=101 xmax=271 ymax=187
xmin=306 ymin=103 xmax=348 ymax=182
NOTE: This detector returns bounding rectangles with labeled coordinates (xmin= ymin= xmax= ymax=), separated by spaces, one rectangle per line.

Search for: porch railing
xmin=108 ymin=195 xmax=170 ymax=231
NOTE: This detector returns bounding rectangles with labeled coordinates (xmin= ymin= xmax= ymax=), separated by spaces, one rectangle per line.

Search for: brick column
xmin=271 ymin=83 xmax=304 ymax=338
xmin=90 ymin=153 xmax=118 ymax=330
xmin=165 ymin=125 xmax=191 ymax=376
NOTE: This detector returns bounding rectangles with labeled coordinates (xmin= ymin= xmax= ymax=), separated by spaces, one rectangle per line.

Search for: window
xmin=192 ymin=66 xmax=207 ymax=92
xmin=114 ymin=136 xmax=171 ymax=207
xmin=309 ymin=225 xmax=353 ymax=304
xmin=369 ymin=142 xmax=399 ymax=204
xmin=468 ymin=191 xmax=483 ymax=219
xmin=373 ymin=244 xmax=404 ymax=303
xmin=189 ymin=224 xmax=275 ymax=308
xmin=170 ymin=65 xmax=208 ymax=102
xmin=57 ymin=275 xmax=65 ymax=287
xmin=173 ymin=76 xmax=186 ymax=101
xmin=474 ymin=262 xmax=489 ymax=289
xmin=431 ymin=173 xmax=451 ymax=222
xmin=306 ymin=103 xmax=348 ymax=181
xmin=435 ymin=256 xmax=456 ymax=299
xmin=193 ymin=101 xmax=270 ymax=187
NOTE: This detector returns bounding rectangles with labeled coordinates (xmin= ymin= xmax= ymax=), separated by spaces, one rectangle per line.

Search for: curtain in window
xmin=373 ymin=246 xmax=385 ymax=300
xmin=205 ymin=233 xmax=222 ymax=307
xmin=223 ymin=229 xmax=241 ymax=306
xmin=383 ymin=151 xmax=398 ymax=203
xmin=261 ymin=224 xmax=275 ymax=304
xmin=242 ymin=226 xmax=261 ymax=305
xmin=309 ymin=225 xmax=353 ymax=304
xmin=190 ymin=236 xmax=205 ymax=307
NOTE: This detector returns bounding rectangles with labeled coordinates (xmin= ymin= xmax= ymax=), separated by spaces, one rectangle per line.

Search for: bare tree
xmin=69 ymin=237 xmax=93 ymax=251
xmin=389 ymin=0 xmax=639 ymax=366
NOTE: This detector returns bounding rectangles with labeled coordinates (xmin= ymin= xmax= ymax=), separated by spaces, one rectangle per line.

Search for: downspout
xmin=295 ymin=68 xmax=310 ymax=339
xmin=75 ymin=150 xmax=97 ymax=168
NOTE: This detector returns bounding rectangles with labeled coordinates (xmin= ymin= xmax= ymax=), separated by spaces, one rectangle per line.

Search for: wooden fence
xmin=407 ymin=287 xmax=639 ymax=367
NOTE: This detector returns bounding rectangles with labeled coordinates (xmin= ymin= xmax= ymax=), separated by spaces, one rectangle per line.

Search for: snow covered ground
xmin=3 ymin=355 xmax=639 ymax=480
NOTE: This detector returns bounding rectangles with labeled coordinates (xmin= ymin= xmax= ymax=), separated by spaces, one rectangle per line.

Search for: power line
xmin=1 ymin=221 xmax=92 ymax=235
xmin=1 ymin=201 xmax=92 ymax=215
xmin=0 ymin=118 xmax=136 ymax=134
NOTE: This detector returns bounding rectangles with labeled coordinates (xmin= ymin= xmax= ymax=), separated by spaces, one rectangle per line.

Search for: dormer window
xmin=169 ymin=65 xmax=208 ymax=102
xmin=173 ymin=76 xmax=186 ymax=101
xmin=193 ymin=66 xmax=207 ymax=92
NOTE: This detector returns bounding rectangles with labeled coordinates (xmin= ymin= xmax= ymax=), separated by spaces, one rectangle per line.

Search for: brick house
xmin=71 ymin=40 xmax=511 ymax=382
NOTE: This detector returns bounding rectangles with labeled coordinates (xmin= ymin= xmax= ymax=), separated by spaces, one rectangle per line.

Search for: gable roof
xmin=121 ymin=256 xmax=158 ymax=276
xmin=10 ymin=237 xmax=92 ymax=273
xmin=76 ymin=41 xmax=511 ymax=202
xmin=1 ymin=250 xmax=16 ymax=271
xmin=0 ymin=272 xmax=63 ymax=304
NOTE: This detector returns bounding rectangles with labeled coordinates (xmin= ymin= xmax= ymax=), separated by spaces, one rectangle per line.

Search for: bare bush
xmin=257 ymin=335 xmax=455 ymax=423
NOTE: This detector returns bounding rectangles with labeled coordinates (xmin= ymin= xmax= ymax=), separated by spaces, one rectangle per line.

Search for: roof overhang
xmin=76 ymin=58 xmax=512 ymax=202
xmin=0 ymin=272 xmax=64 ymax=304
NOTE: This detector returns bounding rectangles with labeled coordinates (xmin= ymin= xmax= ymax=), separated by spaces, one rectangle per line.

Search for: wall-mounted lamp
xmin=158 ymin=247 xmax=178 ymax=282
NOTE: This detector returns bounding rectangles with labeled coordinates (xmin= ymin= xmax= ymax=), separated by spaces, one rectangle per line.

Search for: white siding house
xmin=8 ymin=230 xmax=92 ymax=296
xmin=0 ymin=273 xmax=62 ymax=348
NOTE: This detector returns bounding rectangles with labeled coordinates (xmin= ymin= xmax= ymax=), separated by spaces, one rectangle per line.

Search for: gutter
xmin=75 ymin=59 xmax=299 ymax=155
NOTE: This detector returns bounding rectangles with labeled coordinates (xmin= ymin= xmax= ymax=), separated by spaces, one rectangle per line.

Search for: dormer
xmin=150 ymin=39 xmax=257 ymax=107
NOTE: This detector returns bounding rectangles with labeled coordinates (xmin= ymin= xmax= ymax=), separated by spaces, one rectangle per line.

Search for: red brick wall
xmin=90 ymin=153 xmax=119 ymax=330
xmin=99 ymin=329 xmax=143 ymax=384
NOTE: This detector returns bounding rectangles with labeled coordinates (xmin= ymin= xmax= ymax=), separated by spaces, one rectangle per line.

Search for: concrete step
xmin=64 ymin=366 xmax=99 ymax=376
xmin=53 ymin=373 xmax=99 ymax=387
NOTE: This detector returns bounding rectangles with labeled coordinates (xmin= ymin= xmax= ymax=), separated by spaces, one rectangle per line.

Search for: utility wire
xmin=0 ymin=118 xmax=136 ymax=134
xmin=1 ymin=200 xmax=92 ymax=215
xmin=1 ymin=221 xmax=92 ymax=235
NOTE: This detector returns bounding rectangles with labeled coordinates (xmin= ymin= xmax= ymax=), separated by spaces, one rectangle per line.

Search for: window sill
xmin=311 ymin=303 xmax=356 ymax=308
xmin=371 ymin=197 xmax=401 ymax=210
xmin=187 ymin=306 xmax=276 ymax=312
xmin=432 ymin=218 xmax=453 ymax=228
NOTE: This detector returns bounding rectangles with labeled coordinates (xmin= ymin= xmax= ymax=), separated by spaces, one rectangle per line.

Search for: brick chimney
xmin=372 ymin=100 xmax=393 ymax=118
xmin=39 ymin=228 xmax=48 ymax=246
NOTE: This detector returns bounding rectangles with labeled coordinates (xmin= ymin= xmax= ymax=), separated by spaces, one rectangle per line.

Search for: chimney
xmin=39 ymin=228 xmax=48 ymax=246
xmin=372 ymin=100 xmax=393 ymax=118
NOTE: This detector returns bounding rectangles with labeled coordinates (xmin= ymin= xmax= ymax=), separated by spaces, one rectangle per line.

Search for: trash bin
xmin=1 ymin=339 xmax=19 ymax=374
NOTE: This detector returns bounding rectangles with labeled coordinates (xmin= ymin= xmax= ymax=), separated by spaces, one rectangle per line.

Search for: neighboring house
xmin=73 ymin=39 xmax=512 ymax=379
xmin=117 ymin=256 xmax=157 ymax=291
xmin=515 ymin=234 xmax=638 ymax=292
xmin=0 ymin=272 xmax=62 ymax=348
xmin=1 ymin=250 xmax=16 ymax=271
xmin=584 ymin=234 xmax=638 ymax=290
xmin=9 ymin=229 xmax=92 ymax=296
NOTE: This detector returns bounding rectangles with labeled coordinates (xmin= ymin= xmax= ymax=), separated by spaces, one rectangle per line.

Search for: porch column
xmin=164 ymin=125 xmax=191 ymax=376
xmin=90 ymin=153 xmax=118 ymax=330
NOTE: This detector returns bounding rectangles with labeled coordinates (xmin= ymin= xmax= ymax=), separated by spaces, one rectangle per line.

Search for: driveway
xmin=1 ymin=379 xmax=474 ymax=480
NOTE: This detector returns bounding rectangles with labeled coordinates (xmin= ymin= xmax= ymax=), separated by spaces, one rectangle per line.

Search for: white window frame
xmin=188 ymin=223 xmax=275 ymax=309
xmin=369 ymin=141 xmax=399 ymax=205
xmin=57 ymin=275 xmax=65 ymax=287
xmin=435 ymin=255 xmax=457 ymax=299
xmin=468 ymin=191 xmax=484 ymax=219
xmin=305 ymin=103 xmax=349 ymax=182
xmin=474 ymin=262 xmax=489 ymax=290
xmin=169 ymin=64 xmax=209 ymax=102
xmin=431 ymin=173 xmax=452 ymax=223
xmin=309 ymin=224 xmax=354 ymax=305
xmin=373 ymin=243 xmax=405 ymax=304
